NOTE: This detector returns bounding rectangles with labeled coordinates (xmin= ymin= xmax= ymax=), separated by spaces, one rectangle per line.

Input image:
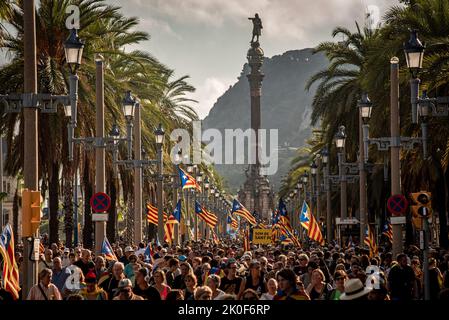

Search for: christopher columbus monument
xmin=238 ymin=14 xmax=274 ymax=222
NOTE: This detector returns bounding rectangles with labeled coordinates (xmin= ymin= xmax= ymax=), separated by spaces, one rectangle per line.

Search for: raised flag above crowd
xmin=231 ymin=199 xmax=257 ymax=226
xmin=178 ymin=166 xmax=201 ymax=192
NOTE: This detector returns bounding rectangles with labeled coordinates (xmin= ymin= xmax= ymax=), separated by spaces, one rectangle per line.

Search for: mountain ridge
xmin=202 ymin=47 xmax=328 ymax=192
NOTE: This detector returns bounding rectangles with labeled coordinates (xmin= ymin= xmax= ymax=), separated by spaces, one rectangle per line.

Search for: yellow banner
xmin=252 ymin=229 xmax=272 ymax=244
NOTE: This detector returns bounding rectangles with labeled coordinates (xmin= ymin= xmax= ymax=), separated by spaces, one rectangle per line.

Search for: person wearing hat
xmin=113 ymin=279 xmax=144 ymax=300
xmin=79 ymin=270 xmax=108 ymax=300
xmin=62 ymin=248 xmax=71 ymax=268
xmin=339 ymin=278 xmax=372 ymax=300
xmin=120 ymin=246 xmax=135 ymax=266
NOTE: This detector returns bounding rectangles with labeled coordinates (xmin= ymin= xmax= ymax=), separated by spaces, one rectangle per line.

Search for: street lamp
xmin=155 ymin=123 xmax=165 ymax=145
xmin=301 ymin=172 xmax=308 ymax=184
xmin=404 ymin=30 xmax=425 ymax=78
xmin=197 ymin=171 xmax=203 ymax=183
xmin=204 ymin=177 xmax=210 ymax=190
xmin=321 ymin=147 xmax=329 ymax=165
xmin=64 ymin=29 xmax=84 ymax=74
xmin=311 ymin=161 xmax=317 ymax=176
xmin=122 ymin=91 xmax=137 ymax=120
xmin=334 ymin=125 xmax=346 ymax=150
xmin=358 ymin=93 xmax=373 ymax=124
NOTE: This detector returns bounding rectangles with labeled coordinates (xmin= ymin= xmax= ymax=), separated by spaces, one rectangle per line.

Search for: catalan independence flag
xmin=228 ymin=215 xmax=238 ymax=230
xmin=0 ymin=224 xmax=20 ymax=299
xmin=178 ymin=166 xmax=201 ymax=192
xmin=172 ymin=200 xmax=182 ymax=223
xmin=364 ymin=225 xmax=378 ymax=258
xmin=231 ymin=199 xmax=257 ymax=226
xmin=382 ymin=219 xmax=393 ymax=243
xmin=195 ymin=201 xmax=218 ymax=228
xmin=144 ymin=243 xmax=154 ymax=264
xmin=279 ymin=198 xmax=288 ymax=216
xmin=299 ymin=201 xmax=311 ymax=230
xmin=211 ymin=229 xmax=220 ymax=245
xmin=101 ymin=237 xmax=118 ymax=261
xmin=308 ymin=211 xmax=325 ymax=246
xmin=146 ymin=203 xmax=168 ymax=226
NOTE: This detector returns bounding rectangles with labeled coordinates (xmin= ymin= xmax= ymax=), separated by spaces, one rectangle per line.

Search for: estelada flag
xmin=231 ymin=199 xmax=256 ymax=226
xmin=0 ymin=224 xmax=20 ymax=299
xmin=195 ymin=201 xmax=218 ymax=228
xmin=178 ymin=166 xmax=201 ymax=192
xmin=101 ymin=237 xmax=118 ymax=261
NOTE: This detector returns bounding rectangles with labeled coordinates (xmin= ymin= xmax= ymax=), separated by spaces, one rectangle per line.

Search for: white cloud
xmin=190 ymin=77 xmax=235 ymax=119
xmin=110 ymin=0 xmax=400 ymax=116
xmin=139 ymin=17 xmax=182 ymax=40
xmin=123 ymin=0 xmax=397 ymax=42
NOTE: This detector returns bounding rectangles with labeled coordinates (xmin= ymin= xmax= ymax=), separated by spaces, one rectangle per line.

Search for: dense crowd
xmin=2 ymin=238 xmax=449 ymax=301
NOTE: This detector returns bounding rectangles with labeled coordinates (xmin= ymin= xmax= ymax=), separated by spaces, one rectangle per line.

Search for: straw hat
xmin=339 ymin=279 xmax=372 ymax=300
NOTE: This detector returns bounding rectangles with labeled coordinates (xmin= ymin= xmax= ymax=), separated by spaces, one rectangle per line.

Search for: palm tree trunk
xmin=12 ymin=184 xmax=18 ymax=244
xmin=82 ymin=155 xmax=93 ymax=249
xmin=63 ymin=173 xmax=73 ymax=248
xmin=49 ymin=162 xmax=59 ymax=244
xmin=106 ymin=169 xmax=117 ymax=242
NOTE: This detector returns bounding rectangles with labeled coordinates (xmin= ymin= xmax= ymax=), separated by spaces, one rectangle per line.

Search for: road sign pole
xmin=390 ymin=58 xmax=403 ymax=258
xmin=94 ymin=57 xmax=106 ymax=255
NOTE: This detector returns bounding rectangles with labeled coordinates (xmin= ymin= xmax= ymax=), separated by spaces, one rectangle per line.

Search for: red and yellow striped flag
xmin=0 ymin=224 xmax=20 ymax=299
xmin=164 ymin=215 xmax=178 ymax=244
xmin=146 ymin=203 xmax=168 ymax=226
xmin=308 ymin=212 xmax=325 ymax=246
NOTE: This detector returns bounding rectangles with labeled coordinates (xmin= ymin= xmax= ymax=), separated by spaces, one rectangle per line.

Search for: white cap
xmin=125 ymin=246 xmax=134 ymax=253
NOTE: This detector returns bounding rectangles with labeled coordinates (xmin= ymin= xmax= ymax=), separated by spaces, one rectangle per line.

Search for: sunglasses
xmin=243 ymin=296 xmax=258 ymax=300
xmin=120 ymin=288 xmax=131 ymax=293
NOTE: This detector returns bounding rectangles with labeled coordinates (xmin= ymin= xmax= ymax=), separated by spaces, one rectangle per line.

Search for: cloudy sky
xmin=107 ymin=0 xmax=399 ymax=119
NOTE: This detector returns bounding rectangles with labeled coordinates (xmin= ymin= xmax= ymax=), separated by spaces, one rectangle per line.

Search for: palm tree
xmin=0 ymin=0 xmax=208 ymax=246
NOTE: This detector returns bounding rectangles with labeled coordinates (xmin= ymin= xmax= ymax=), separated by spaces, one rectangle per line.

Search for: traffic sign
xmin=92 ymin=213 xmax=109 ymax=222
xmin=387 ymin=194 xmax=408 ymax=217
xmin=90 ymin=192 xmax=111 ymax=213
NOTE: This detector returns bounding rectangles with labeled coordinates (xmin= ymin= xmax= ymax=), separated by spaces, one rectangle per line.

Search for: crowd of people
xmin=2 ymin=238 xmax=449 ymax=301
